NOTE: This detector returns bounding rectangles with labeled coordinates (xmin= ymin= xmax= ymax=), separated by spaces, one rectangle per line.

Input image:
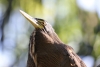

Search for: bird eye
xmin=39 ymin=21 xmax=46 ymax=27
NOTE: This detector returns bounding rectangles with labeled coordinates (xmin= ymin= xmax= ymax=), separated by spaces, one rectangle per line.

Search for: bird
xmin=20 ymin=10 xmax=87 ymax=67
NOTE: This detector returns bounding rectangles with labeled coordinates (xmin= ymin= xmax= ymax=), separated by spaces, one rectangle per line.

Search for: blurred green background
xmin=0 ymin=0 xmax=100 ymax=67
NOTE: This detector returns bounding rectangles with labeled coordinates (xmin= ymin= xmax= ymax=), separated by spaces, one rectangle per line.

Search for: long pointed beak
xmin=20 ymin=10 xmax=41 ymax=28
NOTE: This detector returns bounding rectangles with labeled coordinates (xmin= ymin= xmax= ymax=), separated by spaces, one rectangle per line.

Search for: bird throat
xmin=35 ymin=29 xmax=62 ymax=45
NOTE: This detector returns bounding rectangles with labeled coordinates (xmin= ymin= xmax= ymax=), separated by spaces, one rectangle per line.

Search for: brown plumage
xmin=20 ymin=10 xmax=87 ymax=67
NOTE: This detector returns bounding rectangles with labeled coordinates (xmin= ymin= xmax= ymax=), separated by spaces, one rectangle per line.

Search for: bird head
xmin=20 ymin=10 xmax=62 ymax=44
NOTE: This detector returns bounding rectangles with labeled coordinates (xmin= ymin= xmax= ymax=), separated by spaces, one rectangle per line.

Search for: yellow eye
xmin=38 ymin=20 xmax=46 ymax=27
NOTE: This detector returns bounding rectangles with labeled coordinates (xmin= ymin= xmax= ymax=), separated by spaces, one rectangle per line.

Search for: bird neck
xmin=35 ymin=30 xmax=63 ymax=45
xmin=51 ymin=32 xmax=63 ymax=44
